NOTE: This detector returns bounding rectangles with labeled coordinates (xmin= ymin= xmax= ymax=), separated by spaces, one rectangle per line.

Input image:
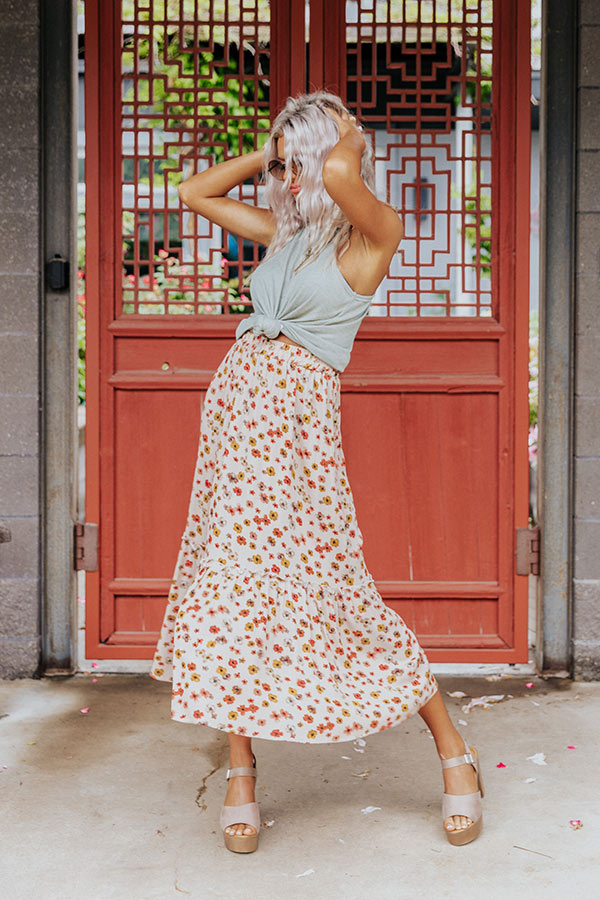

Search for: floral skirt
xmin=150 ymin=329 xmax=438 ymax=742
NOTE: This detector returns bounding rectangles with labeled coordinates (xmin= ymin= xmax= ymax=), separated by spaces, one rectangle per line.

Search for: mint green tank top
xmin=235 ymin=227 xmax=374 ymax=372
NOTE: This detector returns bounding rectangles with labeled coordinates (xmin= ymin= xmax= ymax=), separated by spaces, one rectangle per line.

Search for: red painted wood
xmin=308 ymin=0 xmax=346 ymax=98
xmin=271 ymin=0 xmax=306 ymax=112
xmin=85 ymin=1 xmax=531 ymax=662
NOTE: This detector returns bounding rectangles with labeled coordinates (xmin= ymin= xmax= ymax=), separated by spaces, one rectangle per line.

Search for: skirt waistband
xmin=236 ymin=330 xmax=339 ymax=378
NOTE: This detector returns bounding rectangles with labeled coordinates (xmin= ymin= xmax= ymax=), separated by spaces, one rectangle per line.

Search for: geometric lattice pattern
xmin=346 ymin=0 xmax=493 ymax=317
xmin=120 ymin=0 xmax=270 ymax=315
xmin=118 ymin=0 xmax=493 ymax=318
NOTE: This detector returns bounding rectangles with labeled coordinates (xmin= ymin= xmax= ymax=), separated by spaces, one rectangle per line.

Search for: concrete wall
xmin=0 ymin=0 xmax=42 ymax=677
xmin=573 ymin=0 xmax=600 ymax=679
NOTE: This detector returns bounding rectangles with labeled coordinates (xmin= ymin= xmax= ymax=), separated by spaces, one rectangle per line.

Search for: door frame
xmin=40 ymin=0 xmax=79 ymax=674
xmin=535 ymin=0 xmax=577 ymax=675
xmin=40 ymin=0 xmax=574 ymax=675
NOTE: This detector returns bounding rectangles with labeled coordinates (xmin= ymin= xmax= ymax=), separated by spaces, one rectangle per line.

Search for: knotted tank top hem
xmin=234 ymin=227 xmax=374 ymax=373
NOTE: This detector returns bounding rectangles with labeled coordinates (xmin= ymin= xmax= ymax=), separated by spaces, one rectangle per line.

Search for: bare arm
xmin=178 ymin=148 xmax=276 ymax=246
xmin=321 ymin=111 xmax=403 ymax=252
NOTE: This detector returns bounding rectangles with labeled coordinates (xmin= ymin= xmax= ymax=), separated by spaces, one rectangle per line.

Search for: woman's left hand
xmin=324 ymin=108 xmax=366 ymax=150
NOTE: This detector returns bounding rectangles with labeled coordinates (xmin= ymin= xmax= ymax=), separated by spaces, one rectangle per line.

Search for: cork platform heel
xmin=439 ymin=739 xmax=485 ymax=846
xmin=219 ymin=752 xmax=260 ymax=853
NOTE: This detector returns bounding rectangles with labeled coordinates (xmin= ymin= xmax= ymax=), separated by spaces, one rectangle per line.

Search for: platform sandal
xmin=219 ymin=752 xmax=260 ymax=853
xmin=439 ymin=738 xmax=485 ymax=846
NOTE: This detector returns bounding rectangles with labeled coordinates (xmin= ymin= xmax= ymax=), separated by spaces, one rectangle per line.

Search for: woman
xmin=150 ymin=91 xmax=484 ymax=853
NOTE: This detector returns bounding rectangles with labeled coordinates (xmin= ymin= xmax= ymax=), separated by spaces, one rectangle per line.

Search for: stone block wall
xmin=573 ymin=0 xmax=600 ymax=678
xmin=0 ymin=0 xmax=42 ymax=678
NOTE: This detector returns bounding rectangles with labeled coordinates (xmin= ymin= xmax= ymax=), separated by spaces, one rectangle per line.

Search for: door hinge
xmin=516 ymin=525 xmax=540 ymax=575
xmin=74 ymin=522 xmax=99 ymax=571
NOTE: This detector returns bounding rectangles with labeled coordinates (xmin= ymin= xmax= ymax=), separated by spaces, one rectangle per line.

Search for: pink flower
xmin=127 ymin=274 xmax=135 ymax=283
xmin=158 ymin=249 xmax=169 ymax=258
xmin=528 ymin=425 xmax=538 ymax=463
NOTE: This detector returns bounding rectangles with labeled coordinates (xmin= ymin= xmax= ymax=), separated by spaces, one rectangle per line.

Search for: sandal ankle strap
xmin=440 ymin=751 xmax=475 ymax=770
xmin=439 ymin=739 xmax=476 ymax=770
xmin=226 ymin=753 xmax=257 ymax=780
xmin=226 ymin=765 xmax=257 ymax=779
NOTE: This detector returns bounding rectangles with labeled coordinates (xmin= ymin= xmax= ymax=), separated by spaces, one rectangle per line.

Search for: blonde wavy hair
xmin=255 ymin=90 xmax=378 ymax=275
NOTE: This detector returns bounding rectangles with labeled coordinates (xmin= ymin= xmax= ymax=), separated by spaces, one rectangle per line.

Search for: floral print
xmin=150 ymin=330 xmax=438 ymax=742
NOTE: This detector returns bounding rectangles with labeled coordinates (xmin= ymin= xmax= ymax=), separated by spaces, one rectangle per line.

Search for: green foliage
xmin=529 ymin=308 xmax=538 ymax=430
xmin=121 ymin=34 xmax=270 ymax=182
xmin=464 ymin=187 xmax=491 ymax=278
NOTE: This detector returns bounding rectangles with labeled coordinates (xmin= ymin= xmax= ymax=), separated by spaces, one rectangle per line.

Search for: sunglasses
xmin=267 ymin=158 xmax=303 ymax=181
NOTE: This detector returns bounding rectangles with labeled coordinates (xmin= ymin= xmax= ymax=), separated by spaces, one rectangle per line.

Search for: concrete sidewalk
xmin=1 ymin=673 xmax=597 ymax=900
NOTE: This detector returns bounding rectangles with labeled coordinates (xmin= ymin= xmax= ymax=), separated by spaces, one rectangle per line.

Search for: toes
xmin=445 ymin=816 xmax=474 ymax=832
xmin=226 ymin=823 xmax=256 ymax=836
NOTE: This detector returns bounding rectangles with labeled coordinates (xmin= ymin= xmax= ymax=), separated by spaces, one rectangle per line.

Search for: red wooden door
xmin=84 ymin=0 xmax=530 ymax=662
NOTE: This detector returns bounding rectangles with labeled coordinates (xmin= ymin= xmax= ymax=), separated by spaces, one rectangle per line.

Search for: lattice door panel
xmin=120 ymin=0 xmax=271 ymax=317
xmin=344 ymin=0 xmax=494 ymax=317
